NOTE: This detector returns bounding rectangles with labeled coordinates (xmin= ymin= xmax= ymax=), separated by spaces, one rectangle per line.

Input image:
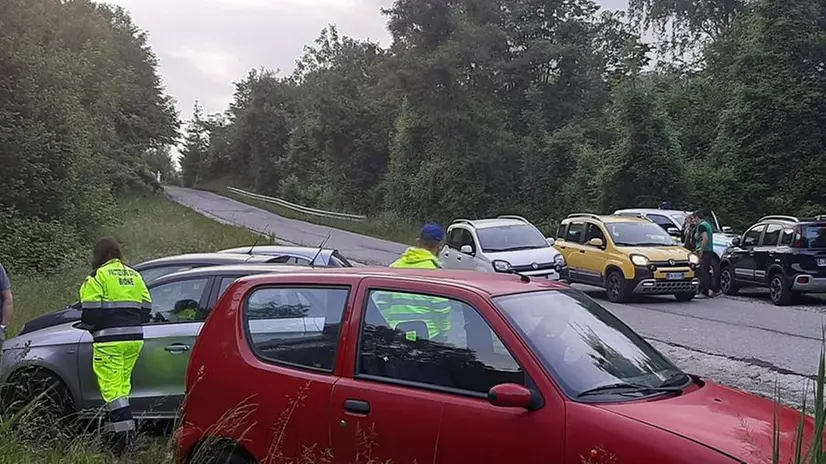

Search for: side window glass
xmin=583 ymin=223 xmax=606 ymax=245
xmin=647 ymin=214 xmax=675 ymax=230
xmin=244 ymin=286 xmax=349 ymax=372
xmin=446 ymin=229 xmax=461 ymax=250
xmin=743 ymin=225 xmax=765 ymax=247
xmin=147 ymin=278 xmax=210 ymax=324
xmin=358 ymin=289 xmax=525 ymax=395
xmin=458 ymin=229 xmax=476 ymax=252
xmin=565 ymin=222 xmax=586 ymax=244
xmin=556 ymin=223 xmax=567 ymax=240
xmin=780 ymin=228 xmax=795 ymax=246
xmin=217 ymin=277 xmax=237 ymax=301
xmin=266 ymin=256 xmax=311 ymax=266
xmin=139 ymin=265 xmax=193 ymax=284
xmin=761 ymin=224 xmax=782 ymax=246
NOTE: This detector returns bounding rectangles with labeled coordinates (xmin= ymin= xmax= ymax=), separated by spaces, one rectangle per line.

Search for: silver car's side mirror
xmin=545 ymin=237 xmax=555 ymax=246
xmin=460 ymin=245 xmax=474 ymax=255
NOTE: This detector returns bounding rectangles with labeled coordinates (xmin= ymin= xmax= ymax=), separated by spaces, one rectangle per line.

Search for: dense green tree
xmin=709 ymin=0 xmax=826 ymax=222
xmin=598 ymin=82 xmax=689 ymax=211
xmin=184 ymin=0 xmax=824 ymax=235
xmin=0 ymin=0 xmax=179 ymax=273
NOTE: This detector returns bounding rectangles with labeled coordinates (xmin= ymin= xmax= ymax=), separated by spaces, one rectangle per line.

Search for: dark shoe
xmin=108 ymin=430 xmax=135 ymax=457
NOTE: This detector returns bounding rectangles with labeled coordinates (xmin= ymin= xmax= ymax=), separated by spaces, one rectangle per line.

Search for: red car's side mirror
xmin=487 ymin=383 xmax=541 ymax=410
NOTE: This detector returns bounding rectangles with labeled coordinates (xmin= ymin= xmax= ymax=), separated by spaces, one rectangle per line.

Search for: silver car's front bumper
xmin=515 ymin=267 xmax=565 ymax=281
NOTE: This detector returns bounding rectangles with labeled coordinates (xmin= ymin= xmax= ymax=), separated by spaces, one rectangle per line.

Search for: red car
xmin=176 ymin=268 xmax=814 ymax=464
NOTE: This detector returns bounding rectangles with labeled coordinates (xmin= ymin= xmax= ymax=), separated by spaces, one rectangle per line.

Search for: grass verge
xmin=1 ymin=191 xmax=261 ymax=463
xmin=197 ymin=181 xmax=420 ymax=246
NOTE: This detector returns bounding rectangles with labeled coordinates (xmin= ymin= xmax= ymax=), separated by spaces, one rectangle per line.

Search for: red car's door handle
xmin=344 ymin=399 xmax=370 ymax=415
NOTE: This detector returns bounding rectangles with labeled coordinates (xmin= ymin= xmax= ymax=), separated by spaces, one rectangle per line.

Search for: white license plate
xmin=818 ymin=258 xmax=826 ymax=267
xmin=666 ymin=272 xmax=684 ymax=281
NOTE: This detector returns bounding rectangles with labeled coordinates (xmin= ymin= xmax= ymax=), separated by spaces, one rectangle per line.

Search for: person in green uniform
xmin=380 ymin=223 xmax=452 ymax=342
xmin=693 ymin=211 xmax=720 ymax=298
xmin=78 ymin=237 xmax=151 ymax=455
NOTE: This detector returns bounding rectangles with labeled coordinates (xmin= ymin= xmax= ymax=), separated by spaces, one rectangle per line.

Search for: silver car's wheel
xmin=0 ymin=369 xmax=76 ymax=436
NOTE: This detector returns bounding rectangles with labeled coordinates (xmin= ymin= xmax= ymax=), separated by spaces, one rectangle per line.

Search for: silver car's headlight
xmin=492 ymin=260 xmax=512 ymax=272
xmin=554 ymin=254 xmax=566 ymax=266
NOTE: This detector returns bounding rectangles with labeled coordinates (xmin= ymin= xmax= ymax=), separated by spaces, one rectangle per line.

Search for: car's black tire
xmin=605 ymin=270 xmax=632 ymax=303
xmin=769 ymin=273 xmax=794 ymax=306
xmin=0 ymin=369 xmax=76 ymax=437
xmin=719 ymin=265 xmax=739 ymax=296
xmin=674 ymin=292 xmax=696 ymax=302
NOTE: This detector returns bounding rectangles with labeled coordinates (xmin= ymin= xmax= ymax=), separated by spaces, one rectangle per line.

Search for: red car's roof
xmin=234 ymin=267 xmax=569 ymax=297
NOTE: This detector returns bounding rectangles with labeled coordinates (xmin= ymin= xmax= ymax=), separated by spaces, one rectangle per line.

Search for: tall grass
xmin=769 ymin=327 xmax=826 ymax=464
xmin=5 ymin=192 xmax=261 ymax=337
xmin=0 ymin=192 xmax=262 ymax=462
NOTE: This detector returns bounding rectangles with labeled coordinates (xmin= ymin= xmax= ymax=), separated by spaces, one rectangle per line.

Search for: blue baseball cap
xmin=420 ymin=223 xmax=445 ymax=242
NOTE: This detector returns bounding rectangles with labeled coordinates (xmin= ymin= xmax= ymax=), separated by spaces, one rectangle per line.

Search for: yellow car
xmin=553 ymin=213 xmax=700 ymax=303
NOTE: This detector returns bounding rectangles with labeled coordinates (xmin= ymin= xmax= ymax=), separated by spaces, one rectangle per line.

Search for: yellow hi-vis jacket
xmin=383 ymin=247 xmax=451 ymax=339
xmin=79 ymin=258 xmax=152 ymax=343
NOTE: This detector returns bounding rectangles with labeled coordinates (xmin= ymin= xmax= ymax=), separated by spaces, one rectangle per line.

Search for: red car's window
xmin=243 ymin=286 xmax=350 ymax=372
xmin=356 ymin=289 xmax=524 ymax=396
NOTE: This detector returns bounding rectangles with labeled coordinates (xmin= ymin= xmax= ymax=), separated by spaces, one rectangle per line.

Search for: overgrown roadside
xmin=197 ymin=180 xmax=421 ymax=246
xmin=0 ymin=192 xmax=261 ymax=463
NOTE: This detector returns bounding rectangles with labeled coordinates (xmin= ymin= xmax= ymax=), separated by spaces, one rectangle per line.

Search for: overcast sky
xmin=107 ymin=0 xmax=629 ymax=124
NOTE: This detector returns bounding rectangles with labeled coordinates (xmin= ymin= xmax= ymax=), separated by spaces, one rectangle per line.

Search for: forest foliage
xmin=0 ymin=0 xmax=179 ymax=274
xmin=182 ymin=0 xmax=826 ymax=234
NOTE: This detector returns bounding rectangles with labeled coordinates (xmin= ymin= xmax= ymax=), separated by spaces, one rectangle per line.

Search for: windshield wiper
xmin=577 ymin=382 xmax=683 ymax=398
xmin=500 ymin=246 xmax=542 ymax=252
xmin=658 ymin=371 xmax=692 ymax=388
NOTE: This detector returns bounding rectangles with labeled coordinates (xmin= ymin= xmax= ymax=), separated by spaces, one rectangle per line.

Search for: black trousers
xmin=698 ymin=252 xmax=719 ymax=295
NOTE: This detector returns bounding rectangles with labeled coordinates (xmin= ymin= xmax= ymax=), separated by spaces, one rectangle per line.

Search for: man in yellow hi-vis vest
xmin=382 ymin=223 xmax=452 ymax=342
xmin=78 ymin=237 xmax=151 ymax=455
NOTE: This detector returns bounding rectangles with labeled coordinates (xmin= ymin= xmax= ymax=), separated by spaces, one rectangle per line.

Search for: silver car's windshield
xmin=477 ymin=225 xmax=548 ymax=252
xmin=494 ymin=289 xmax=682 ymax=399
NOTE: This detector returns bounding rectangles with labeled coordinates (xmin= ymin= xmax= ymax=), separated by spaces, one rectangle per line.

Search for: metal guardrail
xmin=226 ymin=187 xmax=367 ymax=222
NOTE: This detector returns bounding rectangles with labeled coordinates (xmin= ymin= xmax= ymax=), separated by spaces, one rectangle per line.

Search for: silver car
xmin=0 ymin=264 xmax=303 ymax=421
xmin=218 ymin=245 xmax=353 ymax=267
xmin=439 ymin=216 xmax=567 ymax=280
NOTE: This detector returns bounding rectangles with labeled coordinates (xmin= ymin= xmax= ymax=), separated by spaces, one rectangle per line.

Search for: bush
xmin=0 ymin=210 xmax=84 ymax=275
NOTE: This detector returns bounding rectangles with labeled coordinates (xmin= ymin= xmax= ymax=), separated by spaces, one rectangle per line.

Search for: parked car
xmin=614 ymin=208 xmax=738 ymax=262
xmin=0 ymin=264 xmax=307 ymax=421
xmin=176 ymin=268 xmax=813 ymax=464
xmin=719 ymin=215 xmax=826 ymax=305
xmin=553 ymin=213 xmax=699 ymax=302
xmin=15 ymin=253 xmax=295 ymax=336
xmin=438 ymin=215 xmax=567 ymax=280
xmin=218 ymin=245 xmax=354 ymax=267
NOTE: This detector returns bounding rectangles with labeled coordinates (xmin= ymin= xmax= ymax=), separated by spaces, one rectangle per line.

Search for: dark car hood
xmin=599 ymin=381 xmax=815 ymax=463
xmin=18 ymin=303 xmax=82 ymax=336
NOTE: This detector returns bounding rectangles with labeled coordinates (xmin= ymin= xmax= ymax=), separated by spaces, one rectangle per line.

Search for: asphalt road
xmin=166 ymin=186 xmax=824 ymax=407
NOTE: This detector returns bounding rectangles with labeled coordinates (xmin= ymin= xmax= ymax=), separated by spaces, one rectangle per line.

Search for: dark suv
xmin=719 ymin=215 xmax=826 ymax=305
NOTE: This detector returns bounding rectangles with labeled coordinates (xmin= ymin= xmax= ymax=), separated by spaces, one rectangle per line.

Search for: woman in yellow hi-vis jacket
xmin=78 ymin=237 xmax=151 ymax=455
